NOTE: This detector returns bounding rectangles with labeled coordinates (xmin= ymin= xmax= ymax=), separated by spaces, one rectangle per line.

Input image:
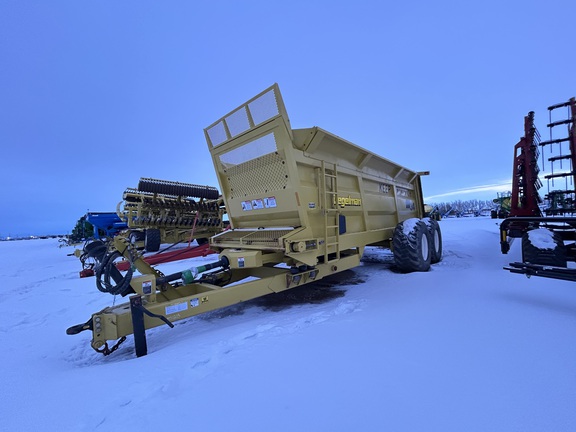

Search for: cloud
xmin=425 ymin=181 xmax=512 ymax=201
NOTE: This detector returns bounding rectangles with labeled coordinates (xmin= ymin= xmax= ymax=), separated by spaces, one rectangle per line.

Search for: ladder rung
xmin=545 ymin=172 xmax=575 ymax=180
xmin=548 ymin=101 xmax=572 ymax=110
xmin=548 ymin=155 xmax=573 ymax=162
xmin=541 ymin=137 xmax=570 ymax=146
xmin=547 ymin=119 xmax=573 ymax=128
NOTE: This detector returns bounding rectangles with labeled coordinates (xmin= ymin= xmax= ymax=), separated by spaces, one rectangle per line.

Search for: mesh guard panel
xmin=226 ymin=152 xmax=288 ymax=198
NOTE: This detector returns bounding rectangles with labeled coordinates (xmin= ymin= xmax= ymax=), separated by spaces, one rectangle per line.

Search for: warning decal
xmin=165 ymin=302 xmax=188 ymax=315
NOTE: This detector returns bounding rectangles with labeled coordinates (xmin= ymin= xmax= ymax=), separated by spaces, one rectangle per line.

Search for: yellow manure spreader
xmin=67 ymin=84 xmax=441 ymax=356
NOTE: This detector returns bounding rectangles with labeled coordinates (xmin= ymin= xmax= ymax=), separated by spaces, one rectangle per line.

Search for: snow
xmin=401 ymin=217 xmax=420 ymax=235
xmin=1 ymin=217 xmax=576 ymax=431
xmin=528 ymin=228 xmax=558 ymax=250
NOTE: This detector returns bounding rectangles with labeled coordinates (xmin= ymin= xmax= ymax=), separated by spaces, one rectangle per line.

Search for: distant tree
xmin=69 ymin=216 xmax=94 ymax=243
xmin=427 ymin=198 xmax=495 ymax=217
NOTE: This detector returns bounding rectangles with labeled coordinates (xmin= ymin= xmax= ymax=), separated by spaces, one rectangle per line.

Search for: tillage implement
xmin=74 ymin=177 xmax=224 ymax=277
xmin=67 ymin=84 xmax=442 ymax=356
xmin=501 ymin=98 xmax=576 ymax=281
xmin=118 ymin=176 xmax=224 ymax=251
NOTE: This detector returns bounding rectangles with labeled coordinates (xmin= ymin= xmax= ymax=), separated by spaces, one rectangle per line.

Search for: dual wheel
xmin=392 ymin=218 xmax=442 ymax=272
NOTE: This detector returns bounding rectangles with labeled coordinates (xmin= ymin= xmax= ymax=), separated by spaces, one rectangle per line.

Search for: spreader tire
xmin=393 ymin=219 xmax=432 ymax=272
xmin=425 ymin=218 xmax=443 ymax=264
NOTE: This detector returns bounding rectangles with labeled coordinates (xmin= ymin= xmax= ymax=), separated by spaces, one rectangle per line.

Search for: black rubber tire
xmin=425 ymin=218 xmax=443 ymax=264
xmin=196 ymin=237 xmax=209 ymax=246
xmin=393 ymin=219 xmax=432 ymax=272
xmin=144 ymin=229 xmax=161 ymax=252
xmin=521 ymin=228 xmax=567 ymax=267
xmin=129 ymin=230 xmax=145 ymax=244
xmin=138 ymin=178 xmax=219 ymax=200
xmin=83 ymin=240 xmax=107 ymax=261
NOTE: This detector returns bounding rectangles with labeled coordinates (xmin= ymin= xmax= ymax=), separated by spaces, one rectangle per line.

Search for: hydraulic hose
xmin=95 ymin=249 xmax=135 ymax=296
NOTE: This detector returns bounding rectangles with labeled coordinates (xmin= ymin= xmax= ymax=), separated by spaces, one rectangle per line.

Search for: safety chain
xmin=95 ymin=336 xmax=127 ymax=356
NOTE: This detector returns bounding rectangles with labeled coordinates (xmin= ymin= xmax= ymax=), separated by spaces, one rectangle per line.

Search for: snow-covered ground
xmin=1 ymin=217 xmax=575 ymax=431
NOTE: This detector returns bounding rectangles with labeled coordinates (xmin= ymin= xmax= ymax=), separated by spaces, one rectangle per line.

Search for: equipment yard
xmin=1 ymin=216 xmax=575 ymax=431
xmin=2 ymin=2 xmax=574 ymax=431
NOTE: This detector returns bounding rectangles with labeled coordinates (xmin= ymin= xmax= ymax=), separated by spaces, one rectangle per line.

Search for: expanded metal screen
xmin=226 ymin=151 xmax=288 ymax=197
xmin=248 ymin=87 xmax=278 ymax=125
xmin=206 ymin=86 xmax=280 ymax=147
xmin=219 ymin=132 xmax=288 ymax=197
xmin=219 ymin=133 xmax=277 ymax=167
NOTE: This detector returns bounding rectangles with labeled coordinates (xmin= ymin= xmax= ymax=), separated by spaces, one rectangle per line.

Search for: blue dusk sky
xmin=0 ymin=0 xmax=573 ymax=236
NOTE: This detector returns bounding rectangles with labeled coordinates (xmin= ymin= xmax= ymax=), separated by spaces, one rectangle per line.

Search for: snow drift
xmin=1 ymin=217 xmax=575 ymax=431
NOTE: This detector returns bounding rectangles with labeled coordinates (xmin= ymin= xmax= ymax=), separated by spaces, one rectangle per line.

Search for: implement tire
xmin=145 ymin=229 xmax=161 ymax=252
xmin=521 ymin=228 xmax=567 ymax=267
xmin=83 ymin=240 xmax=107 ymax=261
xmin=129 ymin=230 xmax=145 ymax=248
xmin=393 ymin=219 xmax=432 ymax=272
